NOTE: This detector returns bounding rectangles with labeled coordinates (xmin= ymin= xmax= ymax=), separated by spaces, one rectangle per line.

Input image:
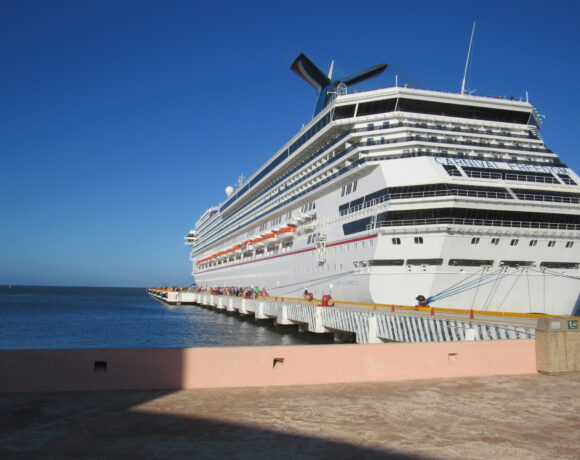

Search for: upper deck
xmin=212 ymin=86 xmax=539 ymax=218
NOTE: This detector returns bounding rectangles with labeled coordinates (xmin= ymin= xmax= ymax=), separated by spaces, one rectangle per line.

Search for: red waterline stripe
xmin=196 ymin=233 xmax=378 ymax=274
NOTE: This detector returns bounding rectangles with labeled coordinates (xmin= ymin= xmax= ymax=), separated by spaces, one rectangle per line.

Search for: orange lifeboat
xmin=276 ymin=225 xmax=296 ymax=241
xmin=233 ymin=244 xmax=242 ymax=254
xmin=251 ymin=237 xmax=265 ymax=249
xmin=262 ymin=232 xmax=277 ymax=245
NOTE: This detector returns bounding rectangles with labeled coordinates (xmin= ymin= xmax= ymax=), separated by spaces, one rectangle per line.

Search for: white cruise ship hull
xmin=186 ymin=82 xmax=580 ymax=317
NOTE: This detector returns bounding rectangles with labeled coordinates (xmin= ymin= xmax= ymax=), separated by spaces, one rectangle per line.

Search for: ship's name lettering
xmin=434 ymin=157 xmax=568 ymax=174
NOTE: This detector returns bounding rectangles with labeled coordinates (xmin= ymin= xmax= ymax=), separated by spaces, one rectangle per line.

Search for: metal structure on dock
xmin=147 ymin=290 xmax=535 ymax=344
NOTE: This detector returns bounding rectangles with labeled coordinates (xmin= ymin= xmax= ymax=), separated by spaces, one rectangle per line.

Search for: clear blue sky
xmin=1 ymin=0 xmax=578 ymax=287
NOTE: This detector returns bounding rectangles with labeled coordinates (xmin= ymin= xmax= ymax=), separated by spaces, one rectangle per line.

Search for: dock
xmin=147 ymin=289 xmax=538 ymax=343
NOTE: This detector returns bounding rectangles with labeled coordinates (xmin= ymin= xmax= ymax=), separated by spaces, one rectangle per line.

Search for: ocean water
xmin=0 ymin=285 xmax=332 ymax=349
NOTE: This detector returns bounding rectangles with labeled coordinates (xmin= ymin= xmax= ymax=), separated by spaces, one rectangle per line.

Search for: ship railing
xmin=359 ymin=133 xmax=552 ymax=154
xmin=514 ymin=193 xmax=580 ymax=204
xmin=355 ymin=121 xmax=541 ymax=142
xmin=464 ymin=171 xmax=559 ymax=184
xmin=369 ymin=218 xmax=580 ymax=231
xmin=340 ymin=190 xmax=517 ymax=218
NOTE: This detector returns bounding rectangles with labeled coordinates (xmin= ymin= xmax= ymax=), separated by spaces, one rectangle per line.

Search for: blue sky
xmin=1 ymin=0 xmax=578 ymax=287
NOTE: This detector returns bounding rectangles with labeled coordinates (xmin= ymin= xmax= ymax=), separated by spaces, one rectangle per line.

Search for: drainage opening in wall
xmin=273 ymin=358 xmax=284 ymax=368
xmin=94 ymin=361 xmax=108 ymax=373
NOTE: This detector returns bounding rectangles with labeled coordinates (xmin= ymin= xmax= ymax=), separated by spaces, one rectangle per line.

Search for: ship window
xmin=491 ymin=238 xmax=500 ymax=245
xmin=566 ymin=241 xmax=574 ymax=248
xmin=443 ymin=164 xmax=462 ymax=177
xmin=406 ymin=258 xmax=443 ymax=265
xmin=449 ymin=259 xmax=493 ymax=266
xmin=353 ymin=180 xmax=358 ymax=193
xmin=548 ymin=240 xmax=556 ymax=247
xmin=510 ymin=239 xmax=519 ymax=246
xmin=356 ymin=98 xmax=397 ymax=117
xmin=369 ymin=259 xmax=404 ymax=266
xmin=540 ymin=261 xmax=579 ymax=269
xmin=392 ymin=237 xmax=401 ymax=245
xmin=529 ymin=240 xmax=538 ymax=247
xmin=558 ymin=174 xmax=577 ymax=185
xmin=463 ymin=167 xmax=559 ymax=184
xmin=471 ymin=237 xmax=480 ymax=245
xmin=333 ymin=104 xmax=356 ymax=120
xmin=397 ymin=98 xmax=532 ymax=124
xmin=414 ymin=237 xmax=424 ymax=244
xmin=511 ymin=188 xmax=580 ymax=204
xmin=500 ymin=260 xmax=534 ymax=267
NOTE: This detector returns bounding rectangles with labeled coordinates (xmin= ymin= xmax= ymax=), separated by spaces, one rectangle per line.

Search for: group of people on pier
xmin=194 ymin=285 xmax=268 ymax=299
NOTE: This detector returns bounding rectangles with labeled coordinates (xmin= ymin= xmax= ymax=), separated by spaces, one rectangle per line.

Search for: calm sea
xmin=0 ymin=285 xmax=332 ymax=349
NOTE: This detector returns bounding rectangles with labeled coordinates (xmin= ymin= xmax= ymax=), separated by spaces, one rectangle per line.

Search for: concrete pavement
xmin=1 ymin=373 xmax=579 ymax=459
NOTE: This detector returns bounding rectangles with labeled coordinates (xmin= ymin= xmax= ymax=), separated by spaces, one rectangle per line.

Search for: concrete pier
xmin=159 ymin=292 xmax=536 ymax=344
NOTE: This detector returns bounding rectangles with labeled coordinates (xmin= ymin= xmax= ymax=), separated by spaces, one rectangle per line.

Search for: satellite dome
xmin=225 ymin=186 xmax=234 ymax=196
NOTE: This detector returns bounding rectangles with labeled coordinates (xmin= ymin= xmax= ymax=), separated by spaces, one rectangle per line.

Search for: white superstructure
xmin=185 ymin=59 xmax=580 ymax=316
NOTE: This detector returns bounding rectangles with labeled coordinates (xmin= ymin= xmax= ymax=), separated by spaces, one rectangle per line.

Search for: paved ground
xmin=1 ymin=373 xmax=579 ymax=459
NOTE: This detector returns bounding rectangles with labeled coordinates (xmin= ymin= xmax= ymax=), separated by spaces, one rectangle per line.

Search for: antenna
xmin=237 ymin=173 xmax=245 ymax=188
xmin=460 ymin=22 xmax=476 ymax=95
xmin=327 ymin=60 xmax=335 ymax=79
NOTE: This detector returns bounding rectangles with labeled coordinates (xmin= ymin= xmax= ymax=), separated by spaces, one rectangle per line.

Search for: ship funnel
xmin=291 ymin=53 xmax=388 ymax=117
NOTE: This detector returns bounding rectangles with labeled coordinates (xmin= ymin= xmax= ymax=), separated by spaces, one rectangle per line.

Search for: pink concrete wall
xmin=0 ymin=340 xmax=537 ymax=393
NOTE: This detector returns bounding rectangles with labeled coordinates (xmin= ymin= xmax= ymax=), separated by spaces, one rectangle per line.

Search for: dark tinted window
xmin=369 ymin=259 xmax=404 ymax=266
xmin=333 ymin=104 xmax=356 ymax=120
xmin=397 ymin=98 xmax=530 ymax=124
xmin=357 ymin=98 xmax=397 ymax=116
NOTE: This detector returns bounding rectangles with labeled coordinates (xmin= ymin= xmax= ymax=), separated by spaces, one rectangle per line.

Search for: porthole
xmin=566 ymin=241 xmax=574 ymax=248
xmin=414 ymin=237 xmax=424 ymax=244
xmin=510 ymin=239 xmax=519 ymax=246
xmin=548 ymin=241 xmax=556 ymax=248
xmin=491 ymin=238 xmax=500 ymax=245
xmin=471 ymin=237 xmax=480 ymax=245
xmin=392 ymin=238 xmax=401 ymax=245
xmin=529 ymin=240 xmax=538 ymax=247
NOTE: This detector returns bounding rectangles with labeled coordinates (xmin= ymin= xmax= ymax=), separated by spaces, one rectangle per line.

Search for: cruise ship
xmin=185 ymin=53 xmax=580 ymax=316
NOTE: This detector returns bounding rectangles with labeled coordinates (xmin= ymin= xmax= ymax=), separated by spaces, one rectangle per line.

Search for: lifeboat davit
xmin=276 ymin=226 xmax=296 ymax=241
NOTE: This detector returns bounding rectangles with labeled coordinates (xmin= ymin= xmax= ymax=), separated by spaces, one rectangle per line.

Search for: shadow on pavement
xmin=0 ymin=389 xmax=428 ymax=459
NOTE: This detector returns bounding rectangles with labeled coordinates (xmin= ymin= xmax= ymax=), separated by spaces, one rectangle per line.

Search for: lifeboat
xmin=276 ymin=226 xmax=296 ymax=241
xmin=251 ymin=237 xmax=265 ymax=249
xmin=233 ymin=244 xmax=242 ymax=254
xmin=262 ymin=232 xmax=277 ymax=245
